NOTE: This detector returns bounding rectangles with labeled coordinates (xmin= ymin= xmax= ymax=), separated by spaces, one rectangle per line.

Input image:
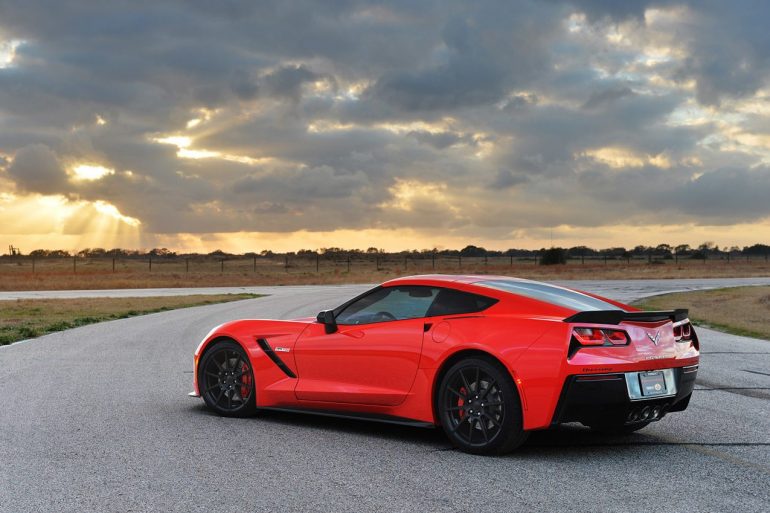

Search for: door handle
xmin=423 ymin=323 xmax=432 ymax=332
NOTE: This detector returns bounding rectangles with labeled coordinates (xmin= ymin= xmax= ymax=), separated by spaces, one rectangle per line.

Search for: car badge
xmin=274 ymin=347 xmax=291 ymax=353
xmin=647 ymin=331 xmax=661 ymax=345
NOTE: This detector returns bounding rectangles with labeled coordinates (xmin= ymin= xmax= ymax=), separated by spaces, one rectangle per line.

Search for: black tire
xmin=198 ymin=340 xmax=257 ymax=417
xmin=588 ymin=421 xmax=651 ymax=434
xmin=437 ymin=357 xmax=528 ymax=455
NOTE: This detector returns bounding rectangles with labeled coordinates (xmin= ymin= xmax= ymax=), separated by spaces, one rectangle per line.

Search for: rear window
xmin=475 ymin=279 xmax=622 ymax=312
xmin=426 ymin=289 xmax=497 ymax=317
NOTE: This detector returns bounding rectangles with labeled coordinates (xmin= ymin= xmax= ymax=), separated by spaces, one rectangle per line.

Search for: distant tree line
xmin=7 ymin=243 xmax=770 ymax=261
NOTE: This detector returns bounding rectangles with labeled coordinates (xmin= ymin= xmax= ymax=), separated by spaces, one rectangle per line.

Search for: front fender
xmin=192 ymin=319 xmax=311 ymax=397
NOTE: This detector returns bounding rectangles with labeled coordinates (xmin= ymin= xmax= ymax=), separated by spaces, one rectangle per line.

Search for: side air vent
xmin=256 ymin=338 xmax=297 ymax=378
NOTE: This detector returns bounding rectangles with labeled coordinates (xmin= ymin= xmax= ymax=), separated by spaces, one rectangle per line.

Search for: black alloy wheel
xmin=198 ymin=340 xmax=257 ymax=417
xmin=437 ymin=357 xmax=528 ymax=455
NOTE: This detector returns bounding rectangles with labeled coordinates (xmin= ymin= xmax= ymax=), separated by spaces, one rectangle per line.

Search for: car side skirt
xmin=258 ymin=407 xmax=436 ymax=429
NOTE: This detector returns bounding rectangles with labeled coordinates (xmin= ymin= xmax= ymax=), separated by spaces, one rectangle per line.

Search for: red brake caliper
xmin=240 ymin=362 xmax=251 ymax=398
xmin=458 ymin=386 xmax=467 ymax=419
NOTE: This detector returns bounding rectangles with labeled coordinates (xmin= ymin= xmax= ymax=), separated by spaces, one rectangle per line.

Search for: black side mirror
xmin=316 ymin=310 xmax=337 ymax=334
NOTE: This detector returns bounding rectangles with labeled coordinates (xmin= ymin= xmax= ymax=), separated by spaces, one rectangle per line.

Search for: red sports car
xmin=191 ymin=275 xmax=699 ymax=454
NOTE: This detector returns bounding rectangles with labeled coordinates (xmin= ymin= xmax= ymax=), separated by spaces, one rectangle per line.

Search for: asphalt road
xmin=2 ymin=276 xmax=770 ymax=301
xmin=1 ymin=280 xmax=769 ymax=512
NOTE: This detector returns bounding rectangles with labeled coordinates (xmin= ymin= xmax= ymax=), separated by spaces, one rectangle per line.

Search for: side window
xmin=336 ymin=286 xmax=439 ymax=325
xmin=426 ymin=288 xmax=497 ymax=317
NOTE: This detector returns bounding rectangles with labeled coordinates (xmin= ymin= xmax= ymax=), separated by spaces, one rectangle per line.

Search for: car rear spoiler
xmin=563 ymin=309 xmax=689 ymax=325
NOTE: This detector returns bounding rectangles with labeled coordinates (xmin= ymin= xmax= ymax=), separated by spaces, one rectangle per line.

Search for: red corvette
xmin=191 ymin=275 xmax=699 ymax=454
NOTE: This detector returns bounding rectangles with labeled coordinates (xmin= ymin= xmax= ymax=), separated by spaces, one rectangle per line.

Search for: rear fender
xmin=425 ymin=316 xmax=567 ymax=428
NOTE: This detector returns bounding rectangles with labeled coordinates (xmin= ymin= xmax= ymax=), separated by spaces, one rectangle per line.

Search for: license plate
xmin=639 ymin=371 xmax=667 ymax=397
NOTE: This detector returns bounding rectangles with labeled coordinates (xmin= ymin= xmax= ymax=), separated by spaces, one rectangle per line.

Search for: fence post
xmin=284 ymin=255 xmax=289 ymax=272
xmin=510 ymin=255 xmax=513 ymax=267
xmin=347 ymin=256 xmax=351 ymax=273
xmin=149 ymin=256 xmax=152 ymax=271
xmin=432 ymin=253 xmax=436 ymax=269
xmin=253 ymin=255 xmax=257 ymax=272
xmin=316 ymin=253 xmax=320 ymax=273
xmin=376 ymin=256 xmax=380 ymax=271
xmin=112 ymin=257 xmax=116 ymax=272
xmin=186 ymin=258 xmax=189 ymax=273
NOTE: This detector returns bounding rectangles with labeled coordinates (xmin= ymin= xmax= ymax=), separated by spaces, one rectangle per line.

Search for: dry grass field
xmin=634 ymin=286 xmax=770 ymax=340
xmin=0 ymin=255 xmax=768 ymax=291
xmin=0 ymin=294 xmax=260 ymax=345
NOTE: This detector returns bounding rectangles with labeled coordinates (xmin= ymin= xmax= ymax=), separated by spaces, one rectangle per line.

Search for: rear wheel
xmin=437 ymin=357 xmax=528 ymax=455
xmin=198 ymin=341 xmax=257 ymax=417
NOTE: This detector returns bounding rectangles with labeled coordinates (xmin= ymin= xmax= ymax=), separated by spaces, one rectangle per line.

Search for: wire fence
xmin=1 ymin=252 xmax=768 ymax=277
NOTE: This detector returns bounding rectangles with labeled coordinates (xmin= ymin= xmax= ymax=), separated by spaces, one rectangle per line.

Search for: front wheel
xmin=437 ymin=357 xmax=528 ymax=455
xmin=198 ymin=340 xmax=257 ymax=417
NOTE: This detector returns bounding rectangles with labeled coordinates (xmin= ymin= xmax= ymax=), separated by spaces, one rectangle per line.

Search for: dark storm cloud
xmin=490 ymin=170 xmax=530 ymax=189
xmin=365 ymin=4 xmax=562 ymax=112
xmin=262 ymin=65 xmax=330 ymax=102
xmin=678 ymin=1 xmax=770 ymax=106
xmin=6 ymin=144 xmax=69 ymax=194
xmin=487 ymin=92 xmax=699 ymax=170
xmin=566 ymin=164 xmax=770 ymax=225
xmin=406 ymin=130 xmax=476 ymax=149
xmin=582 ymin=86 xmax=635 ymax=110
xmin=0 ymin=0 xmax=769 ymax=237
xmin=669 ymin=167 xmax=770 ymax=219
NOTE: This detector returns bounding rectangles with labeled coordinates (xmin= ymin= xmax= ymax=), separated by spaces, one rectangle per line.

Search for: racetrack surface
xmin=2 ymin=276 xmax=770 ymax=302
xmin=1 ymin=280 xmax=769 ymax=512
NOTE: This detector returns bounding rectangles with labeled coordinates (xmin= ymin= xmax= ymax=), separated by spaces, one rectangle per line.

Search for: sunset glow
xmin=71 ymin=164 xmax=114 ymax=181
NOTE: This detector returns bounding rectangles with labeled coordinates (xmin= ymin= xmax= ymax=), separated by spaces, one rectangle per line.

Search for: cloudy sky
xmin=1 ymin=0 xmax=769 ymax=253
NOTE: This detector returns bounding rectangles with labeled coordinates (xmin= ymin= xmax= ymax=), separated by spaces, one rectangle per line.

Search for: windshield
xmin=474 ymin=279 xmax=622 ymax=312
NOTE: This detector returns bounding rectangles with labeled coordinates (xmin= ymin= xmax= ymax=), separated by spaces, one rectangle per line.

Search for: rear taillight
xmin=572 ymin=327 xmax=629 ymax=347
xmin=674 ymin=321 xmax=693 ymax=342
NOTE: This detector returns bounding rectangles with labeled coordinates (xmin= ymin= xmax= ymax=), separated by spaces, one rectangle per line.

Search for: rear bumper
xmin=551 ymin=364 xmax=698 ymax=426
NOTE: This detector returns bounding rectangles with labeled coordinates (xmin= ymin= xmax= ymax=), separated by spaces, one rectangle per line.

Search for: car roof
xmin=381 ymin=274 xmax=624 ymax=314
xmin=382 ymin=274 xmax=525 ymax=286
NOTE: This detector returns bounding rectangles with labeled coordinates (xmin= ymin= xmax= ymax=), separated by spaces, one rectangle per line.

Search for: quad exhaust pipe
xmin=627 ymin=405 xmax=664 ymax=423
